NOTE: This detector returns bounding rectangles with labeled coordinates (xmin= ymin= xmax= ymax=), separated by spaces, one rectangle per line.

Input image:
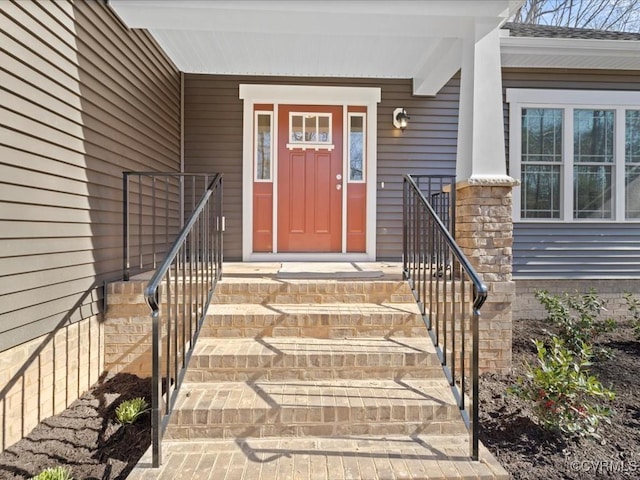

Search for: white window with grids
xmin=507 ymin=89 xmax=640 ymax=222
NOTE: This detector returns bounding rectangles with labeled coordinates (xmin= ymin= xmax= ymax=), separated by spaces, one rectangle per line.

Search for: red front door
xmin=277 ymin=105 xmax=343 ymax=252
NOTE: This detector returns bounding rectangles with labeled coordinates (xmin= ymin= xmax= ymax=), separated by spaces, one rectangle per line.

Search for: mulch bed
xmin=0 ymin=319 xmax=637 ymax=479
xmin=0 ymin=374 xmax=151 ymax=480
xmin=480 ymin=318 xmax=640 ymax=479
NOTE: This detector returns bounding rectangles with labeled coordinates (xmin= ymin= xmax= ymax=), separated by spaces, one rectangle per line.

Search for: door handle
xmin=336 ymin=184 xmax=342 ymax=190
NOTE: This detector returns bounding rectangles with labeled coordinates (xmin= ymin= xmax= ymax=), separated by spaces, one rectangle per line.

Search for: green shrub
xmin=509 ymin=337 xmax=614 ymax=439
xmin=115 ymin=397 xmax=150 ymax=425
xmin=623 ymin=292 xmax=640 ymax=340
xmin=30 ymin=466 xmax=73 ymax=480
xmin=535 ymin=289 xmax=616 ymax=358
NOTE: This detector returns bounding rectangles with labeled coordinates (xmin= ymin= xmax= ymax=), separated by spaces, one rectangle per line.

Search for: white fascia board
xmin=501 ymin=36 xmax=640 ymax=70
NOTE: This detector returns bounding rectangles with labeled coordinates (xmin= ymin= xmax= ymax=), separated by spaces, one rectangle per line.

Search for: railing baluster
xmin=181 ymin=244 xmax=187 ymax=369
xmin=164 ymin=177 xmax=170 ymax=259
xmin=402 ymin=174 xmax=487 ymax=461
xmin=152 ymin=178 xmax=157 ymax=269
xmin=138 ymin=176 xmax=143 ymax=271
xmin=460 ymin=265 xmax=467 ymax=412
xmin=122 ymin=173 xmax=215 ymax=280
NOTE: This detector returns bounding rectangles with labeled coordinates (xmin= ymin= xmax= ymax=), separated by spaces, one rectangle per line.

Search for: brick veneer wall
xmin=103 ymin=281 xmax=154 ymax=377
xmin=514 ymin=279 xmax=640 ymax=321
xmin=455 ymin=181 xmax=517 ymax=374
xmin=0 ymin=317 xmax=103 ymax=451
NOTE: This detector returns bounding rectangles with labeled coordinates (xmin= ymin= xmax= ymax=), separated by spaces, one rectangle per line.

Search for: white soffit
xmin=108 ymin=0 xmax=516 ymax=95
xmin=501 ymin=36 xmax=640 ymax=70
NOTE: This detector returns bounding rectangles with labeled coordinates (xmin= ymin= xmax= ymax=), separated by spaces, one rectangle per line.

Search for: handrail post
xmin=402 ymin=178 xmax=408 ymax=277
xmin=151 ymin=306 xmax=161 ymax=467
xmin=471 ymin=306 xmax=480 ymax=460
xmin=123 ymin=173 xmax=130 ymax=281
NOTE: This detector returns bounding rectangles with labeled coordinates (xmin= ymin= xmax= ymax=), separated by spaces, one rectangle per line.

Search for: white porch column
xmin=455 ymin=23 xmax=517 ymax=374
xmin=456 ymin=24 xmax=509 ymax=182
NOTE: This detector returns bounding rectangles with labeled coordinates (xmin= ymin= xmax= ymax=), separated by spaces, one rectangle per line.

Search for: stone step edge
xmin=210 ymin=293 xmax=417 ymax=304
xmin=169 ymin=379 xmax=461 ymax=428
xmin=183 ymin=368 xmax=444 ymax=383
xmin=187 ymin=338 xmax=438 ymax=366
xmin=206 ymin=301 xmax=421 ymax=311
xmin=190 ymin=336 xmax=437 ymax=355
xmin=164 ymin=418 xmax=469 ymax=441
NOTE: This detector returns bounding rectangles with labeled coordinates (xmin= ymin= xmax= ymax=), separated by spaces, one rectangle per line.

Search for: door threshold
xmin=244 ymin=253 xmax=373 ymax=262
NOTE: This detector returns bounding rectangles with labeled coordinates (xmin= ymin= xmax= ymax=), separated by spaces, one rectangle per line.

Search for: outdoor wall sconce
xmin=393 ymin=108 xmax=410 ymax=130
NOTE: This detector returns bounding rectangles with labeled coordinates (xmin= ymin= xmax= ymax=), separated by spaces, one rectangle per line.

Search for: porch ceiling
xmin=108 ymin=0 xmax=519 ymax=95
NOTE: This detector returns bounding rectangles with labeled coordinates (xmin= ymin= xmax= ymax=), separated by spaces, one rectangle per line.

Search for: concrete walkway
xmin=127 ymin=435 xmax=507 ymax=480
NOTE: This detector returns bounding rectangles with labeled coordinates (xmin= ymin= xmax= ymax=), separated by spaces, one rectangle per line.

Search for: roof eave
xmin=500 ymin=36 xmax=640 ymax=70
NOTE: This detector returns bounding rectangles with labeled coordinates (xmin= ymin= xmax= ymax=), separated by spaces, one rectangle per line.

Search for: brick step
xmin=127 ymin=435 xmax=509 ymax=480
xmin=165 ymin=378 xmax=466 ymax=440
xmin=201 ymin=302 xmax=425 ymax=338
xmin=212 ymin=278 xmax=415 ymax=305
xmin=185 ymin=337 xmax=442 ymax=382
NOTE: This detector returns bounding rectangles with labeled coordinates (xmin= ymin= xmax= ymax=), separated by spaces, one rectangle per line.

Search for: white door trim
xmin=239 ymin=84 xmax=381 ymax=261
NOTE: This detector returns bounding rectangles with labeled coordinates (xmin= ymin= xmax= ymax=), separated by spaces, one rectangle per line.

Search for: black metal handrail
xmin=122 ymin=172 xmax=215 ymax=280
xmin=144 ymin=173 xmax=223 ymax=467
xmin=403 ymin=174 xmax=487 ymax=460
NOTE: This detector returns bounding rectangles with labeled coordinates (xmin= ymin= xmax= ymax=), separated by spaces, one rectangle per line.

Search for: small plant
xmin=115 ymin=397 xmax=150 ymax=425
xmin=623 ymin=292 xmax=640 ymax=340
xmin=535 ymin=289 xmax=616 ymax=358
xmin=509 ymin=337 xmax=614 ymax=439
xmin=30 ymin=466 xmax=73 ymax=480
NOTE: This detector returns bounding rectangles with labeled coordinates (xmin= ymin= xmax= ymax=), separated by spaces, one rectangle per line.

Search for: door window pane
xmin=291 ymin=115 xmax=303 ymax=142
xmin=304 ymin=115 xmax=317 ymax=142
xmin=349 ymin=115 xmax=364 ymax=181
xmin=318 ymin=115 xmax=330 ymax=142
xmin=256 ymin=113 xmax=272 ymax=180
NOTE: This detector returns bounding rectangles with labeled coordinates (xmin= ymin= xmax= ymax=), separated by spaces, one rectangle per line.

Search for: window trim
xmin=507 ymin=89 xmax=640 ymax=223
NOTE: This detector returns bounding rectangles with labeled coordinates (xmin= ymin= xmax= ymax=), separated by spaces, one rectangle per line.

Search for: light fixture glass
xmin=393 ymin=107 xmax=410 ymax=130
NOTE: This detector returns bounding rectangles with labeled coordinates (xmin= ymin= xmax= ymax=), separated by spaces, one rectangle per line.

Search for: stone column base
xmin=455 ymin=177 xmax=518 ymax=374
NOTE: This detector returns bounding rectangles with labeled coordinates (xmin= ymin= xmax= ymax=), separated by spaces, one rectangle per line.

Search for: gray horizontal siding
xmin=377 ymin=77 xmax=459 ymax=260
xmin=0 ymin=0 xmax=181 ymax=351
xmin=184 ymin=75 xmax=460 ymax=260
xmin=513 ymin=223 xmax=640 ymax=278
xmin=503 ymin=68 xmax=640 ymax=279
